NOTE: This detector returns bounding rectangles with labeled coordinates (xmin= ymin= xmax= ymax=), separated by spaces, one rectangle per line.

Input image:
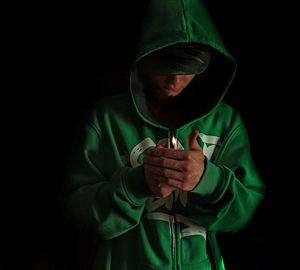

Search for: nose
xmin=166 ymin=75 xmax=181 ymax=85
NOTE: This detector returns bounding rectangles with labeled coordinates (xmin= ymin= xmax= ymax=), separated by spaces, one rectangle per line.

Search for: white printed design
xmin=145 ymin=190 xmax=206 ymax=239
xmin=146 ymin=189 xmax=188 ymax=212
xmin=145 ymin=212 xmax=206 ymax=239
xmin=130 ymin=138 xmax=156 ymax=168
xmin=199 ymin=133 xmax=221 ymax=160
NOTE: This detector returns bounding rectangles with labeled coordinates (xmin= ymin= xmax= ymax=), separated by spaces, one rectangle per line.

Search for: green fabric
xmin=192 ymin=158 xmax=224 ymax=197
xmin=61 ymin=1 xmax=265 ymax=269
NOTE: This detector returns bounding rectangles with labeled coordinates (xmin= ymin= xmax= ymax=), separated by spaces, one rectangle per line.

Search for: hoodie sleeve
xmin=60 ymin=118 xmax=152 ymax=240
xmin=188 ymin=122 xmax=265 ymax=232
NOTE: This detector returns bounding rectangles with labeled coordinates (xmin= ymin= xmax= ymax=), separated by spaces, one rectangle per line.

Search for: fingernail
xmin=156 ymin=144 xmax=165 ymax=149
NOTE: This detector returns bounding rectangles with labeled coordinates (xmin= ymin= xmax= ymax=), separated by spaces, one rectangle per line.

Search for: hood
xmin=130 ymin=0 xmax=237 ymax=130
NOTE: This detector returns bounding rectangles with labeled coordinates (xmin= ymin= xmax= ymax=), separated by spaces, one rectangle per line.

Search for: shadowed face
xmin=149 ymin=74 xmax=195 ymax=98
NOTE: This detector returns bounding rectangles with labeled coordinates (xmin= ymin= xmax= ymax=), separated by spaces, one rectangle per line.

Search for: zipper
xmin=170 ymin=208 xmax=176 ymax=269
xmin=172 ymin=191 xmax=178 ymax=270
xmin=169 ymin=129 xmax=178 ymax=270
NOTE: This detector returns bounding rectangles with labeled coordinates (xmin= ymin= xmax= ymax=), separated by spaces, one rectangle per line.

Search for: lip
xmin=163 ymin=86 xmax=178 ymax=91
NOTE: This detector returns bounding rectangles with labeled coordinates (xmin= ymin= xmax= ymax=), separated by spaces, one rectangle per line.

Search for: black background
xmin=1 ymin=1 xmax=298 ymax=269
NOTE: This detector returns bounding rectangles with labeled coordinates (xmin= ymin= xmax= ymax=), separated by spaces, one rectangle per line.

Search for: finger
xmin=145 ymin=174 xmax=173 ymax=197
xmin=144 ymin=156 xmax=182 ymax=171
xmin=144 ymin=173 xmax=161 ymax=195
xmin=158 ymin=183 xmax=175 ymax=198
xmin=156 ymin=144 xmax=165 ymax=149
xmin=149 ymin=174 xmax=181 ymax=194
xmin=146 ymin=164 xmax=185 ymax=182
xmin=165 ymin=179 xmax=185 ymax=190
xmin=148 ymin=148 xmax=189 ymax=160
xmin=145 ymin=166 xmax=167 ymax=184
xmin=146 ymin=145 xmax=165 ymax=156
xmin=188 ymin=130 xmax=201 ymax=150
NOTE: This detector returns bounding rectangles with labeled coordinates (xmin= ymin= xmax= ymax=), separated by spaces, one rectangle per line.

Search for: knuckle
xmin=160 ymin=185 xmax=167 ymax=193
xmin=161 ymin=192 xmax=169 ymax=198
xmin=182 ymin=162 xmax=188 ymax=172
xmin=172 ymin=181 xmax=179 ymax=188
xmin=161 ymin=158 xmax=167 ymax=167
xmin=185 ymin=152 xmax=192 ymax=160
xmin=158 ymin=175 xmax=165 ymax=182
xmin=183 ymin=172 xmax=190 ymax=180
xmin=185 ymin=172 xmax=192 ymax=181
xmin=182 ymin=183 xmax=188 ymax=190
xmin=162 ymin=169 xmax=168 ymax=177
xmin=182 ymin=163 xmax=191 ymax=173
xmin=185 ymin=163 xmax=193 ymax=172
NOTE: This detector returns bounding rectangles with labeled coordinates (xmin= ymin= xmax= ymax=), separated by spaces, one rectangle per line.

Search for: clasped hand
xmin=144 ymin=130 xmax=205 ymax=198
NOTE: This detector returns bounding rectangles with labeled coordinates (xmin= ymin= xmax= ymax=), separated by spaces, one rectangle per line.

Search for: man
xmin=61 ymin=0 xmax=265 ymax=269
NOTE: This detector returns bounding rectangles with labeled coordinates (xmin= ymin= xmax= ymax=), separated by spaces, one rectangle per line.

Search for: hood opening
xmin=136 ymin=43 xmax=211 ymax=76
xmin=131 ymin=45 xmax=235 ymax=129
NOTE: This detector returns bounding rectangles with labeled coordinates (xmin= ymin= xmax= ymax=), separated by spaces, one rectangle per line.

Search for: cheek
xmin=182 ymin=79 xmax=192 ymax=87
xmin=156 ymin=80 xmax=166 ymax=89
xmin=183 ymin=76 xmax=195 ymax=86
xmin=152 ymin=77 xmax=165 ymax=87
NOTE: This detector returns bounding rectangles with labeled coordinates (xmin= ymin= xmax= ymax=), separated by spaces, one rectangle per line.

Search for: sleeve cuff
xmin=122 ymin=165 xmax=153 ymax=205
xmin=191 ymin=159 xmax=225 ymax=197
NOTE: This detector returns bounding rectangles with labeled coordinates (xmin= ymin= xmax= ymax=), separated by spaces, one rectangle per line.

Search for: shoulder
xmin=216 ymin=102 xmax=242 ymax=119
xmin=82 ymin=92 xmax=134 ymax=127
xmin=91 ymin=91 xmax=131 ymax=114
xmin=94 ymin=92 xmax=131 ymax=111
xmin=209 ymin=102 xmax=244 ymax=130
xmin=216 ymin=102 xmax=236 ymax=114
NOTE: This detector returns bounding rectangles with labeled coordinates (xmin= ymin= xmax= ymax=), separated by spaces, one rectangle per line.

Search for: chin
xmin=164 ymin=88 xmax=182 ymax=96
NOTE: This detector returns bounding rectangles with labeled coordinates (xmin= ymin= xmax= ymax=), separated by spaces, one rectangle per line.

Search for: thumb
xmin=188 ymin=130 xmax=201 ymax=150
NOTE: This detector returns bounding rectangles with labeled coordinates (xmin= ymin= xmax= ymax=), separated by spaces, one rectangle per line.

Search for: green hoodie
xmin=61 ymin=1 xmax=265 ymax=269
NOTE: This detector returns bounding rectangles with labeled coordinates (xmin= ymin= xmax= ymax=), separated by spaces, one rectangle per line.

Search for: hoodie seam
xmin=214 ymin=122 xmax=243 ymax=163
xmin=180 ymin=0 xmax=190 ymax=41
xmin=85 ymin=119 xmax=102 ymax=139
